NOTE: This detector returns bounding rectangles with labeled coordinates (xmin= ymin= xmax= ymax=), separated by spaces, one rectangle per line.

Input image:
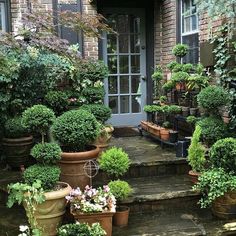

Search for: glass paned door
xmin=103 ymin=9 xmax=146 ymax=126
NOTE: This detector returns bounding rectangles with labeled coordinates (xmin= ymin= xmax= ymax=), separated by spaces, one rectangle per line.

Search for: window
xmin=181 ymin=0 xmax=199 ymax=64
xmin=0 ymin=2 xmax=6 ymax=31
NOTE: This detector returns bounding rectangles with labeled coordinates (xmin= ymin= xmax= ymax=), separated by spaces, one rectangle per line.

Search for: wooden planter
xmin=59 ymin=145 xmax=100 ymax=189
xmin=71 ymin=211 xmax=115 ymax=236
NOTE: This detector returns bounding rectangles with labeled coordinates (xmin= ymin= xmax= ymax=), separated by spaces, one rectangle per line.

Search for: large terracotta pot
xmin=160 ymin=128 xmax=170 ymax=141
xmin=212 ymin=191 xmax=236 ymax=219
xmin=94 ymin=126 xmax=114 ymax=149
xmin=71 ymin=211 xmax=115 ymax=236
xmin=140 ymin=121 xmax=148 ymax=131
xmin=113 ymin=206 xmax=130 ymax=227
xmin=25 ymin=182 xmax=72 ymax=236
xmin=59 ymin=145 xmax=100 ymax=189
xmin=188 ymin=170 xmax=200 ymax=184
xmin=2 ymin=136 xmax=33 ymax=168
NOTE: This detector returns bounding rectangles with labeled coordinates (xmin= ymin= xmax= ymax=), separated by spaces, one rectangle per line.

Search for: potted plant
xmin=66 ymin=185 xmax=116 ymax=236
xmin=58 ymin=222 xmax=106 ymax=236
xmin=51 ymin=109 xmax=100 ymax=189
xmin=108 ymin=180 xmax=133 ymax=227
xmin=2 ymin=116 xmax=33 ymax=168
xmin=187 ymin=125 xmax=206 ymax=184
xmin=80 ymin=104 xmax=113 ymax=149
xmin=160 ymin=121 xmax=171 ymax=141
xmin=171 ymin=71 xmax=189 ymax=91
xmin=152 ymin=66 xmax=163 ymax=100
xmin=172 ymin=44 xmax=189 ymax=58
xmin=7 ymin=105 xmax=72 ymax=236
xmin=159 ymin=95 xmax=167 ymax=105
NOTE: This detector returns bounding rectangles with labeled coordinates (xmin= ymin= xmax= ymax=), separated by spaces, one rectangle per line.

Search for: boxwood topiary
xmin=108 ymin=180 xmax=133 ymax=202
xmin=31 ymin=142 xmax=61 ymax=165
xmin=172 ymin=44 xmax=189 ymax=57
xmin=197 ymin=86 xmax=231 ymax=114
xmin=209 ymin=138 xmax=236 ymax=173
xmin=4 ymin=117 xmax=29 ymax=138
xmin=81 ymin=87 xmax=105 ymax=104
xmin=80 ymin=104 xmax=112 ymax=124
xmin=98 ymin=147 xmax=131 ymax=178
xmin=23 ymin=164 xmax=60 ymax=191
xmin=171 ymin=71 xmax=189 ymax=83
xmin=197 ymin=117 xmax=228 ymax=146
xmin=51 ymin=109 xmax=100 ymax=151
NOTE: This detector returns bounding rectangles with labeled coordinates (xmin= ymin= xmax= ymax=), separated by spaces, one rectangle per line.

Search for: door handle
xmin=141 ymin=75 xmax=147 ymax=81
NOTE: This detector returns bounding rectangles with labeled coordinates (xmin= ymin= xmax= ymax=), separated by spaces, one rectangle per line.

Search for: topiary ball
xmin=23 ymin=164 xmax=60 ymax=191
xmin=210 ymin=138 xmax=236 ymax=173
xmin=172 ymin=44 xmax=189 ymax=57
xmin=51 ymin=109 xmax=100 ymax=151
xmin=31 ymin=142 xmax=61 ymax=165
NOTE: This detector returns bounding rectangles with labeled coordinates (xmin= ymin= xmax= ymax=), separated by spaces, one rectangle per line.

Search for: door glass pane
xmin=131 ymin=76 xmax=141 ymax=93
xmin=131 ymin=55 xmax=140 ymax=73
xmin=119 ymin=35 xmax=129 ymax=53
xmin=108 ymin=76 xmax=118 ymax=94
xmin=120 ymin=76 xmax=129 ymax=94
xmin=130 ymin=34 xmax=140 ymax=53
xmin=107 ymin=34 xmax=117 ymax=54
xmin=117 ymin=15 xmax=129 ymax=33
xmin=120 ymin=95 xmax=130 ymax=113
xmin=0 ymin=3 xmax=6 ymax=32
xmin=130 ymin=16 xmax=140 ymax=33
xmin=109 ymin=96 xmax=118 ymax=114
xmin=119 ymin=55 xmax=129 ymax=74
xmin=132 ymin=95 xmax=141 ymax=113
xmin=108 ymin=55 xmax=117 ymax=74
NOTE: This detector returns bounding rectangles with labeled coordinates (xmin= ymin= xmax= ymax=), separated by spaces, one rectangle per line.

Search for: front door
xmin=103 ymin=9 xmax=147 ymax=127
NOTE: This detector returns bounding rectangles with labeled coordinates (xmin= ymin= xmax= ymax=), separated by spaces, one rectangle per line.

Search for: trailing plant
xmin=193 ymin=168 xmax=236 ymax=208
xmin=209 ymin=138 xmax=236 ymax=173
xmin=172 ymin=44 xmax=189 ymax=58
xmin=187 ymin=125 xmax=206 ymax=172
xmin=51 ymin=109 xmax=100 ymax=151
xmin=98 ymin=147 xmax=131 ymax=179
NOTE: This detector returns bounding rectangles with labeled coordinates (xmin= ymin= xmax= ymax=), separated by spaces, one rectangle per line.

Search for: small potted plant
xmin=159 ymin=95 xmax=167 ymax=105
xmin=51 ymin=109 xmax=100 ymax=189
xmin=66 ymin=185 xmax=116 ymax=236
xmin=172 ymin=44 xmax=189 ymax=58
xmin=2 ymin=116 xmax=33 ymax=168
xmin=58 ymin=222 xmax=106 ymax=236
xmin=108 ymin=180 xmax=133 ymax=227
xmin=171 ymin=71 xmax=189 ymax=91
xmin=160 ymin=121 xmax=171 ymax=141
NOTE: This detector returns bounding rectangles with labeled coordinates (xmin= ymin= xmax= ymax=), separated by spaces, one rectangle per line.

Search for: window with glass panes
xmin=0 ymin=2 xmax=6 ymax=32
xmin=181 ymin=0 xmax=199 ymax=64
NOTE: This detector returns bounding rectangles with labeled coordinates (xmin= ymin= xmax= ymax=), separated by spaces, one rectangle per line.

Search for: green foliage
xmin=171 ymin=71 xmax=189 ymax=83
xmin=186 ymin=75 xmax=210 ymax=91
xmin=187 ymin=125 xmax=206 ymax=172
xmin=168 ymin=105 xmax=181 ymax=114
xmin=172 ymin=44 xmax=189 ymax=58
xmin=81 ymin=86 xmax=105 ymax=104
xmin=167 ymin=61 xmax=178 ymax=71
xmin=58 ymin=223 xmax=106 ymax=236
xmin=152 ymin=66 xmax=163 ymax=81
xmin=44 ymin=91 xmax=69 ymax=116
xmin=22 ymin=105 xmax=56 ymax=142
xmin=209 ymin=138 xmax=236 ymax=173
xmin=193 ymin=168 xmax=236 ymax=208
xmin=4 ymin=116 xmax=29 ymax=138
xmin=143 ymin=105 xmax=162 ymax=113
xmin=197 ymin=117 xmax=228 ymax=146
xmin=51 ymin=109 xmax=99 ymax=151
xmin=23 ymin=164 xmax=60 ymax=191
xmin=98 ymin=147 xmax=131 ymax=178
xmin=162 ymin=81 xmax=175 ymax=92
xmin=108 ymin=180 xmax=133 ymax=201
xmin=182 ymin=63 xmax=194 ymax=73
xmin=172 ymin=64 xmax=184 ymax=73
xmin=186 ymin=116 xmax=198 ymax=125
xmin=80 ymin=104 xmax=112 ymax=124
xmin=162 ymin=121 xmax=171 ymax=129
xmin=31 ymin=143 xmax=61 ymax=165
xmin=159 ymin=96 xmax=167 ymax=103
xmin=197 ymin=86 xmax=231 ymax=113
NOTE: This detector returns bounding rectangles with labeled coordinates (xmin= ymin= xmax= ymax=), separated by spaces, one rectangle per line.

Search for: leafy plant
xmin=209 ymin=138 xmax=236 ymax=173
xmin=23 ymin=164 xmax=60 ymax=191
xmin=182 ymin=63 xmax=194 ymax=73
xmin=162 ymin=121 xmax=171 ymax=129
xmin=152 ymin=66 xmax=163 ymax=81
xmin=186 ymin=75 xmax=210 ymax=91
xmin=172 ymin=44 xmax=189 ymax=58
xmin=172 ymin=64 xmax=184 ymax=73
xmin=22 ymin=105 xmax=56 ymax=143
xmin=187 ymin=125 xmax=206 ymax=172
xmin=98 ymin=147 xmax=131 ymax=178
xmin=168 ymin=105 xmax=181 ymax=114
xmin=159 ymin=96 xmax=167 ymax=103
xmin=162 ymin=81 xmax=175 ymax=92
xmin=193 ymin=168 xmax=236 ymax=208
xmin=81 ymin=86 xmax=105 ymax=104
xmin=4 ymin=116 xmax=29 ymax=138
xmin=186 ymin=116 xmax=198 ymax=125
xmin=171 ymin=71 xmax=189 ymax=83
xmin=143 ymin=105 xmax=162 ymax=113
xmin=31 ymin=143 xmax=61 ymax=165
xmin=80 ymin=104 xmax=112 ymax=124
xmin=167 ymin=61 xmax=178 ymax=71
xmin=58 ymin=223 xmax=106 ymax=236
xmin=108 ymin=180 xmax=133 ymax=202
xmin=51 ymin=109 xmax=99 ymax=151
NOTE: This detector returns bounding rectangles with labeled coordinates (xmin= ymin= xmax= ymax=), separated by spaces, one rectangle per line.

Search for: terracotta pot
xmin=222 ymin=112 xmax=230 ymax=124
xmin=2 ymin=136 xmax=33 ymax=168
xmin=175 ymin=83 xmax=182 ymax=91
xmin=113 ymin=206 xmax=130 ymax=227
xmin=160 ymin=128 xmax=170 ymax=141
xmin=25 ymin=182 xmax=72 ymax=236
xmin=140 ymin=121 xmax=148 ymax=131
xmin=71 ymin=211 xmax=114 ymax=236
xmin=60 ymin=145 xmax=100 ymax=189
xmin=188 ymin=170 xmax=201 ymax=184
xmin=212 ymin=191 xmax=236 ymax=219
xmin=152 ymin=125 xmax=161 ymax=137
xmin=94 ymin=126 xmax=114 ymax=149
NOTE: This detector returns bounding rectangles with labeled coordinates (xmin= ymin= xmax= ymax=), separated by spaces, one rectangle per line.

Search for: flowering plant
xmin=66 ymin=185 xmax=116 ymax=214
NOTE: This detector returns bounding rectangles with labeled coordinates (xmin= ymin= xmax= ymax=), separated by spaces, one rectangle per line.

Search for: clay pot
xmin=188 ymin=170 xmax=201 ymax=184
xmin=113 ymin=206 xmax=130 ymax=227
xmin=94 ymin=126 xmax=114 ymax=149
xmin=59 ymin=145 xmax=100 ymax=189
xmin=212 ymin=191 xmax=236 ymax=219
xmin=160 ymin=128 xmax=170 ymax=141
xmin=152 ymin=125 xmax=161 ymax=137
xmin=25 ymin=182 xmax=72 ymax=236
xmin=140 ymin=121 xmax=148 ymax=131
xmin=2 ymin=136 xmax=33 ymax=168
xmin=71 ymin=211 xmax=115 ymax=236
xmin=222 ymin=112 xmax=230 ymax=124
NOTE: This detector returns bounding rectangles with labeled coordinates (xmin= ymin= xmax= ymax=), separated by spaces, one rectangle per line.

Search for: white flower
xmin=19 ymin=225 xmax=29 ymax=232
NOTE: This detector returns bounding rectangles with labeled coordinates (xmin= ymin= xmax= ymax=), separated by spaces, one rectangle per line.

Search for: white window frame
xmin=0 ymin=2 xmax=6 ymax=32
